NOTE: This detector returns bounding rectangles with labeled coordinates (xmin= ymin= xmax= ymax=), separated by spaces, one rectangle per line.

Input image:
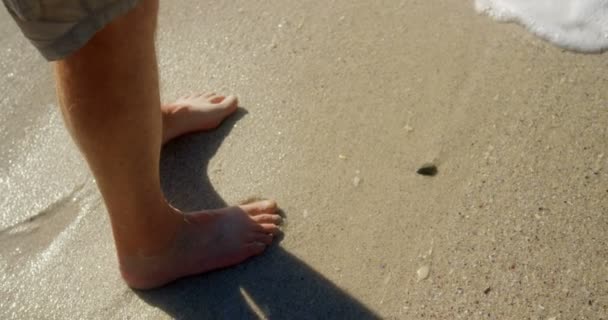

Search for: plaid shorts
xmin=3 ymin=0 xmax=141 ymax=60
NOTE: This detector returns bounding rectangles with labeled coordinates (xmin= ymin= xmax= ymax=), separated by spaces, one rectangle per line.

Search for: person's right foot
xmin=119 ymin=199 xmax=282 ymax=289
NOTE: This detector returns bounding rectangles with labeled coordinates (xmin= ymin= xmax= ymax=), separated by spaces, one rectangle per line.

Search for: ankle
xmin=112 ymin=203 xmax=183 ymax=258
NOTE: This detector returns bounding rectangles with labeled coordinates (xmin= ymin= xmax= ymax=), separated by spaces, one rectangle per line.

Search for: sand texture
xmin=1 ymin=1 xmax=607 ymax=319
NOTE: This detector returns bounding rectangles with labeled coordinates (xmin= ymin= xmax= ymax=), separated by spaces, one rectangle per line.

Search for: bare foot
xmin=119 ymin=199 xmax=282 ymax=289
xmin=161 ymin=92 xmax=239 ymax=143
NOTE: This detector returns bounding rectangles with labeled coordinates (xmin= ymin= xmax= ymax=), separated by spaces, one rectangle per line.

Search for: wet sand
xmin=1 ymin=1 xmax=607 ymax=319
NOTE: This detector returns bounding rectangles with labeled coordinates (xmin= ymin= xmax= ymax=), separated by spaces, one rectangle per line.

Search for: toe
xmin=252 ymin=213 xmax=282 ymax=225
xmin=249 ymin=233 xmax=274 ymax=245
xmin=219 ymin=95 xmax=239 ymax=108
xmin=241 ymin=200 xmax=277 ymax=215
xmin=256 ymin=223 xmax=281 ymax=235
xmin=210 ymin=95 xmax=226 ymax=104
xmin=203 ymin=92 xmax=216 ymax=98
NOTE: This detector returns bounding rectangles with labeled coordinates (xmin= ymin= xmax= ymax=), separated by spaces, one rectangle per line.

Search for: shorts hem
xmin=36 ymin=0 xmax=142 ymax=61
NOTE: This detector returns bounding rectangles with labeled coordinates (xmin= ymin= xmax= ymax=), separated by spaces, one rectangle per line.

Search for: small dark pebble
xmin=417 ymin=164 xmax=438 ymax=176
xmin=483 ymin=287 xmax=492 ymax=295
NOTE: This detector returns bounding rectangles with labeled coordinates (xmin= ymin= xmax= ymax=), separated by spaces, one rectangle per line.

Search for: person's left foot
xmin=161 ymin=92 xmax=239 ymax=143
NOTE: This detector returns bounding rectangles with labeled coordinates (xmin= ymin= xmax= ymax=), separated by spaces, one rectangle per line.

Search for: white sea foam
xmin=475 ymin=0 xmax=608 ymax=52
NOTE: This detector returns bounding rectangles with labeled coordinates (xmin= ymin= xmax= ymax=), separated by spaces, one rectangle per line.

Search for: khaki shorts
xmin=3 ymin=0 xmax=142 ymax=61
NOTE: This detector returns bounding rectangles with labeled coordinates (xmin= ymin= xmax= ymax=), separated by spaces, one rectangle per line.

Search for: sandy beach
xmin=1 ymin=0 xmax=607 ymax=319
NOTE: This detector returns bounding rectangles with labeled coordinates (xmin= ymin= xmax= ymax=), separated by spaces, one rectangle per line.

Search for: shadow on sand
xmin=135 ymin=109 xmax=380 ymax=319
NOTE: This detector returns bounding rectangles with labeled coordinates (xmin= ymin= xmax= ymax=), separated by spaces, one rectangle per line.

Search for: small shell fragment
xmin=417 ymin=265 xmax=430 ymax=281
xmin=353 ymin=176 xmax=361 ymax=187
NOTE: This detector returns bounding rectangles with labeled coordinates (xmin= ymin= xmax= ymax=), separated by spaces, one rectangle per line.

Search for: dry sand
xmin=1 ymin=1 xmax=607 ymax=319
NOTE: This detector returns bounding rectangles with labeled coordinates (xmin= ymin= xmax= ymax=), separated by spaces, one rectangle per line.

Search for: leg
xmin=54 ymin=0 xmax=281 ymax=289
